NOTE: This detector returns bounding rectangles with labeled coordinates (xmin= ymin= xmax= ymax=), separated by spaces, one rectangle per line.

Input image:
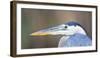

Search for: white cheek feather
xmin=58 ymin=36 xmax=70 ymax=47
xmin=75 ymin=26 xmax=87 ymax=35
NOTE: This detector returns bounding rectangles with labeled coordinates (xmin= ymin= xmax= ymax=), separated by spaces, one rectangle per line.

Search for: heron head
xmin=30 ymin=22 xmax=86 ymax=36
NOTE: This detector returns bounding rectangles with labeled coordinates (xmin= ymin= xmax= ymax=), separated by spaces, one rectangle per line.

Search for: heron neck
xmin=76 ymin=26 xmax=87 ymax=35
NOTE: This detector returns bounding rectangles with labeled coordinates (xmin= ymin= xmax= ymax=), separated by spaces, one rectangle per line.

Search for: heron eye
xmin=64 ymin=26 xmax=67 ymax=28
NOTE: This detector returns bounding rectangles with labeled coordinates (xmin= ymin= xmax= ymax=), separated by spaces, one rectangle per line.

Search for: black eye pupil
xmin=65 ymin=26 xmax=67 ymax=28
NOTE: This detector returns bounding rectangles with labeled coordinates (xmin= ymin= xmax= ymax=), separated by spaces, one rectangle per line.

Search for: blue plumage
xmin=58 ymin=33 xmax=92 ymax=47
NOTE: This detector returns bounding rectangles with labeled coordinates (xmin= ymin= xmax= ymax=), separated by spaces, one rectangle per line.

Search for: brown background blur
xmin=21 ymin=8 xmax=92 ymax=49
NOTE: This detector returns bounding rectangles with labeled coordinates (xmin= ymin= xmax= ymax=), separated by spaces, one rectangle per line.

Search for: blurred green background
xmin=21 ymin=8 xmax=92 ymax=49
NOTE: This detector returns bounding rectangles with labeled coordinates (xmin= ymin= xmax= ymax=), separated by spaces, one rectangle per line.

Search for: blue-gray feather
xmin=59 ymin=33 xmax=92 ymax=47
xmin=65 ymin=22 xmax=82 ymax=26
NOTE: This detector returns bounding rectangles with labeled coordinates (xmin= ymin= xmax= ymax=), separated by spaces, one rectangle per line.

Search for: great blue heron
xmin=30 ymin=22 xmax=92 ymax=47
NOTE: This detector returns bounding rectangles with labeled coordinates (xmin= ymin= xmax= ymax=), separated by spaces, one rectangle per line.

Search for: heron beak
xmin=30 ymin=25 xmax=72 ymax=36
xmin=30 ymin=31 xmax=51 ymax=36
